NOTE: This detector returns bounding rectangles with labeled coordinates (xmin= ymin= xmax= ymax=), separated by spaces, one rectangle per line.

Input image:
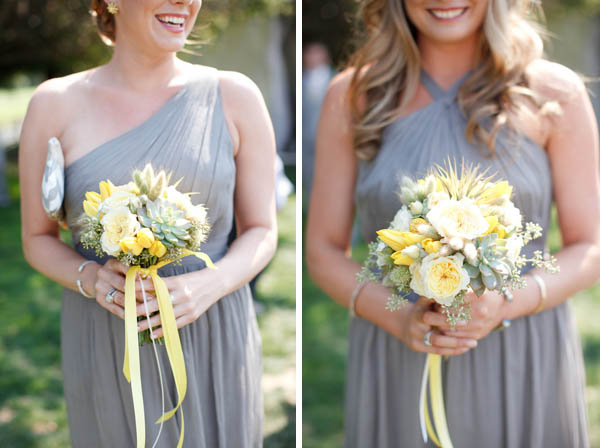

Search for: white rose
xmin=100 ymin=206 xmax=141 ymax=256
xmin=426 ymin=191 xmax=450 ymax=208
xmin=427 ymin=198 xmax=489 ymax=241
xmin=99 ymin=190 xmax=137 ymax=214
xmin=500 ymin=201 xmax=522 ymax=230
xmin=390 ymin=206 xmax=412 ymax=231
xmin=505 ymin=235 xmax=524 ymax=263
xmin=187 ymin=204 xmax=208 ymax=222
xmin=410 ymin=253 xmax=470 ymax=305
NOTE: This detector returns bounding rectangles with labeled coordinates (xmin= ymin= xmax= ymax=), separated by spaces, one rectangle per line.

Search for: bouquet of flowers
xmin=359 ymin=161 xmax=558 ymax=325
xmin=77 ymin=164 xmax=214 ymax=448
xmin=358 ymin=161 xmax=558 ymax=448
xmin=79 ymin=164 xmax=212 ymax=341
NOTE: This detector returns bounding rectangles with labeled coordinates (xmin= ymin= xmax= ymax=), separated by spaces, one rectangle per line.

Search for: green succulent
xmin=138 ymin=199 xmax=192 ymax=249
xmin=133 ymin=164 xmax=171 ymax=201
xmin=464 ymin=234 xmax=513 ymax=296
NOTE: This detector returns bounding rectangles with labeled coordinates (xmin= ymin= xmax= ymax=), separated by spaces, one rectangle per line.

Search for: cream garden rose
xmin=100 ymin=206 xmax=141 ymax=256
xmin=99 ymin=190 xmax=137 ymax=213
xmin=427 ymin=198 xmax=489 ymax=242
xmin=410 ymin=253 xmax=470 ymax=305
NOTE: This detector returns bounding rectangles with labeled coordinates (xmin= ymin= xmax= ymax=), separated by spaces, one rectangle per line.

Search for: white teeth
xmin=430 ymin=8 xmax=465 ymax=19
xmin=157 ymin=16 xmax=185 ymax=25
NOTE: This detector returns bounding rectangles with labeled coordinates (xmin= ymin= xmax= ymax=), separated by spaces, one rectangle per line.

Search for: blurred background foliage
xmin=0 ymin=0 xmax=294 ymax=85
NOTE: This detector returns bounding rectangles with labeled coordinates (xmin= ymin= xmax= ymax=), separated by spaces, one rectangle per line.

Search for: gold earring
xmin=107 ymin=2 xmax=119 ymax=14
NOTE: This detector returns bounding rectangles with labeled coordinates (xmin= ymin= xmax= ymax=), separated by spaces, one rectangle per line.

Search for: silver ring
xmin=105 ymin=288 xmax=117 ymax=304
xmin=424 ymin=330 xmax=433 ymax=347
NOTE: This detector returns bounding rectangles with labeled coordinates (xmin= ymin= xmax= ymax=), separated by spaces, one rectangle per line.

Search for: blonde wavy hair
xmin=348 ymin=0 xmax=554 ymax=161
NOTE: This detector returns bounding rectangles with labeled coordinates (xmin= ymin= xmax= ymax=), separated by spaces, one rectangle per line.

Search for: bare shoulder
xmin=25 ymin=70 xmax=94 ymax=139
xmin=526 ymin=59 xmax=586 ymax=104
xmin=325 ymin=67 xmax=355 ymax=102
xmin=218 ymin=70 xmax=265 ymax=112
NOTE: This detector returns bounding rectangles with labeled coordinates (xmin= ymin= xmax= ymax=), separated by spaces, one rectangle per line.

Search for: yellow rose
xmin=136 ymin=228 xmax=155 ymax=248
xmin=99 ymin=180 xmax=115 ymax=202
xmin=410 ymin=253 xmax=470 ymax=305
xmin=85 ymin=191 xmax=102 ymax=203
xmin=477 ymin=181 xmax=513 ymax=205
xmin=377 ymin=229 xmax=426 ymax=252
xmin=149 ymin=240 xmax=167 ymax=258
xmin=391 ymin=251 xmax=415 ymax=266
xmin=483 ymin=216 xmax=507 ymax=238
xmin=120 ymin=237 xmax=144 ymax=256
xmin=422 ymin=238 xmax=442 ymax=254
xmin=409 ymin=218 xmax=429 ymax=233
xmin=83 ymin=200 xmax=99 ymax=218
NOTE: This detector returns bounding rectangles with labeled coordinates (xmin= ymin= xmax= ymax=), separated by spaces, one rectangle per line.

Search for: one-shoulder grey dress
xmin=346 ymin=70 xmax=589 ymax=447
xmin=61 ymin=65 xmax=262 ymax=447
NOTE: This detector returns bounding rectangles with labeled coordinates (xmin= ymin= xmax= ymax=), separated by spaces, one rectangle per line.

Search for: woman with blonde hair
xmin=307 ymin=0 xmax=599 ymax=445
xmin=20 ymin=0 xmax=276 ymax=446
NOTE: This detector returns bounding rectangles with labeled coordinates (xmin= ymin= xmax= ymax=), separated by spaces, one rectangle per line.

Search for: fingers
xmin=104 ymin=258 xmax=129 ymax=275
xmin=422 ymin=310 xmax=468 ymax=330
xmin=96 ymin=266 xmax=126 ymax=293
xmin=151 ymin=314 xmax=196 ymax=339
xmin=95 ymin=284 xmax=125 ymax=319
xmin=428 ymin=332 xmax=477 ymax=350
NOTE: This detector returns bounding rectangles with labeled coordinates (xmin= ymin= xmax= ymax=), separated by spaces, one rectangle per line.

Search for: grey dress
xmin=61 ymin=65 xmax=262 ymax=447
xmin=346 ymin=70 xmax=589 ymax=447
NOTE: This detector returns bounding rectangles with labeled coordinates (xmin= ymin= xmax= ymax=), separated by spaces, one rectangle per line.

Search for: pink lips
xmin=155 ymin=14 xmax=188 ymax=34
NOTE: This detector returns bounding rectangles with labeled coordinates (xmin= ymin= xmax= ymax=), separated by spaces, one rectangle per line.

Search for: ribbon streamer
xmin=123 ymin=251 xmax=215 ymax=448
xmin=419 ymin=354 xmax=453 ymax=448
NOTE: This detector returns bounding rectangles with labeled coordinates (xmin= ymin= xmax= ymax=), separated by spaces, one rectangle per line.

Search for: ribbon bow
xmin=123 ymin=250 xmax=215 ymax=448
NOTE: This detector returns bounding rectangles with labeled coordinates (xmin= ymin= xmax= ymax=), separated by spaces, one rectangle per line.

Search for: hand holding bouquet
xmin=359 ymin=161 xmax=558 ymax=326
xmin=77 ymin=164 xmax=214 ymax=448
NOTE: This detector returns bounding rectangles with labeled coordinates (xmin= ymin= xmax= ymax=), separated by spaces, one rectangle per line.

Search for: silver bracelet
xmin=77 ymin=260 xmax=96 ymax=299
xmin=531 ymin=274 xmax=547 ymax=314
xmin=349 ymin=281 xmax=367 ymax=318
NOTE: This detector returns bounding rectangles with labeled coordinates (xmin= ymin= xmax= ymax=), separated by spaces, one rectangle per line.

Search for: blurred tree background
xmin=0 ymin=1 xmax=296 ymax=447
xmin=302 ymin=0 xmax=600 ymax=447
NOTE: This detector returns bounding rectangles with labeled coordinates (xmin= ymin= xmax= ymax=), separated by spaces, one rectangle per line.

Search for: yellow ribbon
xmin=422 ymin=354 xmax=453 ymax=448
xmin=123 ymin=250 xmax=215 ymax=448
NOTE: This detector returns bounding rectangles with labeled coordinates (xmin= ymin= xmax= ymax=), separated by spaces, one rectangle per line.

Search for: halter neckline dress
xmin=346 ymin=69 xmax=589 ymax=447
xmin=61 ymin=65 xmax=262 ymax=447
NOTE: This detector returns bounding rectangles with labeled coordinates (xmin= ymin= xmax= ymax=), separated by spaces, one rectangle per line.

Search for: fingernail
xmin=457 ymin=320 xmax=468 ymax=326
xmin=466 ymin=339 xmax=477 ymax=348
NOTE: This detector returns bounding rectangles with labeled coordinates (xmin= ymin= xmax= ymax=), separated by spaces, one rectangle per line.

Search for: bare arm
xmin=19 ymin=81 xmax=101 ymax=295
xmin=434 ymin=62 xmax=600 ymax=340
xmin=306 ymin=71 xmax=476 ymax=355
xmin=505 ymin=63 xmax=600 ymax=317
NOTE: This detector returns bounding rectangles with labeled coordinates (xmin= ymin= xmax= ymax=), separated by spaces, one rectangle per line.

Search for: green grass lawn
xmin=0 ymin=87 xmax=35 ymax=127
xmin=0 ymin=153 xmax=296 ymax=447
xmin=302 ymin=208 xmax=600 ymax=448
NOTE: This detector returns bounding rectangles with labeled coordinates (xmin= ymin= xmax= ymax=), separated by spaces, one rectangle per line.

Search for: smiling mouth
xmin=155 ymin=15 xmax=187 ymax=29
xmin=427 ymin=7 xmax=468 ymax=20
